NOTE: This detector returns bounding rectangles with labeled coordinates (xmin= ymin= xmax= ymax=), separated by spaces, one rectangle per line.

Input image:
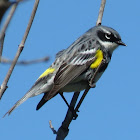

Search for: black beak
xmin=116 ymin=40 xmax=126 ymax=46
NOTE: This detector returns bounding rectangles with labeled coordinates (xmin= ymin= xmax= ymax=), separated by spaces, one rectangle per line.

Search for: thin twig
xmin=0 ymin=0 xmax=40 ymax=99
xmin=0 ymin=0 xmax=12 ymax=23
xmin=1 ymin=56 xmax=49 ymax=65
xmin=49 ymin=120 xmax=57 ymax=134
xmin=0 ymin=34 xmax=5 ymax=62
xmin=0 ymin=1 xmax=24 ymax=35
xmin=96 ymin=0 xmax=106 ymax=26
xmin=0 ymin=1 xmax=18 ymax=63
xmin=0 ymin=2 xmax=18 ymax=35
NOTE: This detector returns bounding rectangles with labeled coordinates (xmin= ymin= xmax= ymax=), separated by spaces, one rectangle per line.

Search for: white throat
xmin=99 ymin=41 xmax=119 ymax=53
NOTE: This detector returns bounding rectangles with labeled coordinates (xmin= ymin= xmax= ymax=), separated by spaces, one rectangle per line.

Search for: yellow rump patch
xmin=90 ymin=50 xmax=103 ymax=69
xmin=39 ymin=68 xmax=55 ymax=79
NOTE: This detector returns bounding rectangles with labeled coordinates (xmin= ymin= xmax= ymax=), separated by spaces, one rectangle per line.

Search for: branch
xmin=0 ymin=0 xmax=40 ymax=99
xmin=0 ymin=0 xmax=13 ymax=23
xmin=96 ymin=0 xmax=106 ymax=26
xmin=49 ymin=120 xmax=57 ymax=134
xmin=1 ymin=56 xmax=49 ymax=65
xmin=0 ymin=1 xmax=19 ymax=63
xmin=0 ymin=34 xmax=5 ymax=62
xmin=56 ymin=92 xmax=80 ymax=140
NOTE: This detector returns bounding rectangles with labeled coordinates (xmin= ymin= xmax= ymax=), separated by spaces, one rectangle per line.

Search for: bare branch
xmin=0 ymin=34 xmax=5 ymax=62
xmin=0 ymin=1 xmax=18 ymax=63
xmin=49 ymin=120 xmax=57 ymax=134
xmin=1 ymin=56 xmax=49 ymax=65
xmin=20 ymin=0 xmax=39 ymax=45
xmin=0 ymin=2 xmax=18 ymax=35
xmin=56 ymin=92 xmax=80 ymax=140
xmin=0 ymin=0 xmax=13 ymax=23
xmin=0 ymin=0 xmax=40 ymax=99
xmin=96 ymin=0 xmax=106 ymax=25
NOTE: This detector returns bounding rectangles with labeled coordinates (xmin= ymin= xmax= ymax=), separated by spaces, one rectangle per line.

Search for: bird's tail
xmin=3 ymin=91 xmax=34 ymax=117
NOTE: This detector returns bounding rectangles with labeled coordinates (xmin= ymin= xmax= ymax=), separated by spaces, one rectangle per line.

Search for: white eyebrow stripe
xmin=101 ymin=28 xmax=111 ymax=34
xmin=114 ymin=34 xmax=117 ymax=38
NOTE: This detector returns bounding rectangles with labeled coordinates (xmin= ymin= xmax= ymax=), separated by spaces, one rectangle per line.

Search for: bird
xmin=5 ymin=25 xmax=126 ymax=116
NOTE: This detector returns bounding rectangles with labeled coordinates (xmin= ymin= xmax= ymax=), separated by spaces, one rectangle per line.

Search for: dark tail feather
xmin=36 ymin=93 xmax=48 ymax=110
xmin=36 ymin=92 xmax=58 ymax=110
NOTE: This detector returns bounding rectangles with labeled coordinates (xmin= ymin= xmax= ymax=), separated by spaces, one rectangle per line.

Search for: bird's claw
xmin=89 ymin=83 xmax=96 ymax=88
xmin=69 ymin=106 xmax=79 ymax=120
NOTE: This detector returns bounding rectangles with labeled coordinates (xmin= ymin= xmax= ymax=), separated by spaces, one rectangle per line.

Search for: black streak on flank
xmin=98 ymin=62 xmax=109 ymax=73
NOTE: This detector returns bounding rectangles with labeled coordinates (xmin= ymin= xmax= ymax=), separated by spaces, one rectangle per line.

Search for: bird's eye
xmin=105 ymin=33 xmax=111 ymax=40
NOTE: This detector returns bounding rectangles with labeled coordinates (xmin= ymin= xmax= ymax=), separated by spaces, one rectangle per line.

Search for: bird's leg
xmin=69 ymin=106 xmax=78 ymax=120
xmin=59 ymin=92 xmax=70 ymax=108
xmin=59 ymin=92 xmax=80 ymax=120
xmin=89 ymin=83 xmax=96 ymax=88
xmin=74 ymin=87 xmax=90 ymax=118
xmin=70 ymin=92 xmax=80 ymax=120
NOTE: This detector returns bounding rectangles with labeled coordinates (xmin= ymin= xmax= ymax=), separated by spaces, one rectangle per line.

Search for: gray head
xmin=89 ymin=25 xmax=126 ymax=53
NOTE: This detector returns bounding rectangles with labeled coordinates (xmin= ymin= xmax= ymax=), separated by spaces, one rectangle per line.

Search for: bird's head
xmin=93 ymin=25 xmax=126 ymax=53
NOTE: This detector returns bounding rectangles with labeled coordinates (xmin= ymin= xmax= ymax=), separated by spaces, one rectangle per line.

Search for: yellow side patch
xmin=90 ymin=50 xmax=103 ymax=69
xmin=39 ymin=68 xmax=55 ymax=79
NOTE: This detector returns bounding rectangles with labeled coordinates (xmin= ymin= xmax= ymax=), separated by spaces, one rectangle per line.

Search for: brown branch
xmin=49 ymin=120 xmax=57 ymax=134
xmin=20 ymin=0 xmax=39 ymax=45
xmin=0 ymin=0 xmax=13 ymax=23
xmin=1 ymin=56 xmax=49 ymax=65
xmin=0 ymin=0 xmax=40 ymax=99
xmin=0 ymin=34 xmax=5 ymax=62
xmin=0 ymin=1 xmax=18 ymax=63
xmin=96 ymin=0 xmax=106 ymax=26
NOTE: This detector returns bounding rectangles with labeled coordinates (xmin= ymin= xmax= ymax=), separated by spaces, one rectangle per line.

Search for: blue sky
xmin=0 ymin=0 xmax=140 ymax=140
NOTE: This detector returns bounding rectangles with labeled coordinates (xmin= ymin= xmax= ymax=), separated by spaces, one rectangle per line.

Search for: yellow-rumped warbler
xmin=5 ymin=25 xmax=126 ymax=115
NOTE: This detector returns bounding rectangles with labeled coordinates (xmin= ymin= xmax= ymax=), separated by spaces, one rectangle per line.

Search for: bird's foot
xmin=89 ymin=83 xmax=96 ymax=88
xmin=69 ymin=106 xmax=79 ymax=120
